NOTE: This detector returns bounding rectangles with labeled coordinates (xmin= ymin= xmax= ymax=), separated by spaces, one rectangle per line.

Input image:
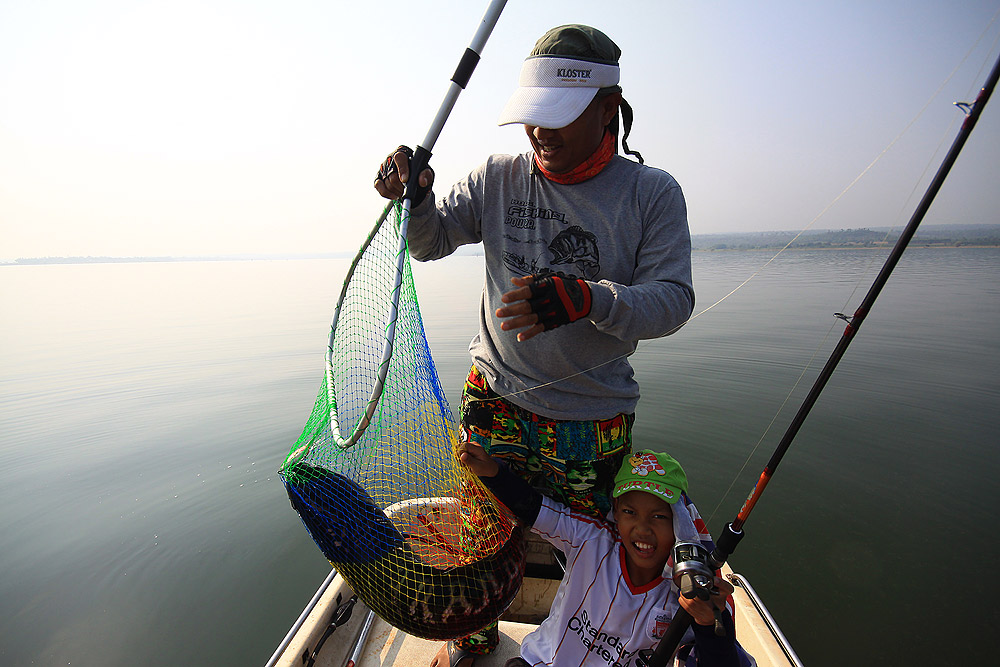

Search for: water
xmin=1 ymin=249 xmax=997 ymax=666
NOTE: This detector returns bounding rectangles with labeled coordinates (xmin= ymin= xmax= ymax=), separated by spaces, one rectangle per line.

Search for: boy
xmin=456 ymin=441 xmax=747 ymax=667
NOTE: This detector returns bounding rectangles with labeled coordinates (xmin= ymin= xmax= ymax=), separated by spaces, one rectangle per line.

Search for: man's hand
xmin=374 ymin=145 xmax=434 ymax=202
xmin=496 ymin=276 xmax=544 ymax=342
xmin=496 ymin=273 xmax=592 ymax=342
xmin=457 ymin=440 xmax=499 ymax=478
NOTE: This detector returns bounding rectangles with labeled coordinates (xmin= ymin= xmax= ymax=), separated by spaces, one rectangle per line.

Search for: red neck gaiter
xmin=534 ymin=131 xmax=615 ymax=185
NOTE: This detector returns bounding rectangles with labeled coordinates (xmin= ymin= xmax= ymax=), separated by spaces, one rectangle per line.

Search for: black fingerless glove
xmin=375 ymin=145 xmax=433 ymax=205
xmin=527 ymin=272 xmax=592 ymax=331
xmin=376 ymin=145 xmax=414 ymax=184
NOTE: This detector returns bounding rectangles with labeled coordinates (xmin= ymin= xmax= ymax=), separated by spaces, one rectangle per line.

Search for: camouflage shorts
xmin=460 ymin=365 xmax=633 ymax=521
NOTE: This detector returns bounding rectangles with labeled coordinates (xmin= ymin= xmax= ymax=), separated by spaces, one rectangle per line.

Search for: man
xmin=375 ymin=24 xmax=694 ymax=667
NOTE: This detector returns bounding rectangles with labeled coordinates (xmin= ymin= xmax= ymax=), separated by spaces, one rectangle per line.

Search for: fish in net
xmin=279 ymin=202 xmax=525 ymax=640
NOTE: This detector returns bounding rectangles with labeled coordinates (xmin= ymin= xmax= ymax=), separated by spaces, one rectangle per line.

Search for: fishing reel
xmin=671 ymin=541 xmax=717 ymax=600
xmin=670 ymin=542 xmax=726 ymax=637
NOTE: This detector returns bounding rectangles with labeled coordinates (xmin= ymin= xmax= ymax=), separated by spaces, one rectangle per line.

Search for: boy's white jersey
xmin=521 ymin=497 xmax=691 ymax=667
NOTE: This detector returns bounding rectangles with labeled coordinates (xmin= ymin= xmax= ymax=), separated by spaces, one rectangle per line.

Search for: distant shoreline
xmin=4 ymin=245 xmax=999 ymax=266
xmin=0 ymin=254 xmax=354 ymax=266
xmin=5 ymin=224 xmax=998 ymax=266
xmin=689 ymin=224 xmax=999 ymax=252
xmin=693 ymin=243 xmax=1000 ymax=252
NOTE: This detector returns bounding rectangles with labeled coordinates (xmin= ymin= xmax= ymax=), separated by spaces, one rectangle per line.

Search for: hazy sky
xmin=1 ymin=0 xmax=998 ymax=259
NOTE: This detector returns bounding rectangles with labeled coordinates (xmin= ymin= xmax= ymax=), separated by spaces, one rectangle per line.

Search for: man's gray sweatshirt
xmin=406 ymin=151 xmax=694 ymax=421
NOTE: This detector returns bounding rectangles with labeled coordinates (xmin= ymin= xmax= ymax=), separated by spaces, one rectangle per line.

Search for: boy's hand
xmin=458 ymin=440 xmax=499 ymax=478
xmin=678 ymin=576 xmax=734 ymax=627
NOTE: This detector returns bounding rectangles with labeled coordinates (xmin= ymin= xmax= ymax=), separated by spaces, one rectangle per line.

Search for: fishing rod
xmin=639 ymin=48 xmax=1000 ymax=667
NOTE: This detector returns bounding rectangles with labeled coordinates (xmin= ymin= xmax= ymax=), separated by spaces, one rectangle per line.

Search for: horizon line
xmin=4 ymin=223 xmax=997 ymax=265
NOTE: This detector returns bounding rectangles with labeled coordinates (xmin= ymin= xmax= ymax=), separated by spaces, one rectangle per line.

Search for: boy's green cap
xmin=612 ymin=450 xmax=688 ymax=505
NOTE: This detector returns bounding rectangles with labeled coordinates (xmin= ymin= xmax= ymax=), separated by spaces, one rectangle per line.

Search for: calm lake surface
xmin=1 ymin=248 xmax=997 ymax=666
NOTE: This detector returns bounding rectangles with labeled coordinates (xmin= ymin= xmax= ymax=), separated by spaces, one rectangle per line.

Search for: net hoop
xmin=324 ymin=201 xmax=408 ymax=450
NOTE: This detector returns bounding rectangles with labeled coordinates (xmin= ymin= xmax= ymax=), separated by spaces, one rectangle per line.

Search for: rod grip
xmin=452 ymin=48 xmax=481 ymax=89
xmin=404 ymin=145 xmax=433 ymax=206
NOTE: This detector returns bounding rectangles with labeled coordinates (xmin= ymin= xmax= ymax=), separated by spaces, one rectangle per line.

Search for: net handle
xmin=328 ymin=0 xmax=508 ymax=449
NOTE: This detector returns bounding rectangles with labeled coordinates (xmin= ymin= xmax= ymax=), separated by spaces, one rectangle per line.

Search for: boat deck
xmin=363 ymin=619 xmax=534 ymax=667
xmin=270 ymin=563 xmax=800 ymax=667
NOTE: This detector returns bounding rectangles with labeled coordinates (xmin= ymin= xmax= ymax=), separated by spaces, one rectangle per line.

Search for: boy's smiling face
xmin=613 ymin=490 xmax=675 ymax=587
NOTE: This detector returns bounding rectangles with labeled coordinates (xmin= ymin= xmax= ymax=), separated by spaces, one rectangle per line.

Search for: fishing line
xmin=705 ymin=31 xmax=1000 ymax=523
xmin=702 ymin=144 xmax=957 ymax=527
xmin=831 ymin=14 xmax=1000 ymax=326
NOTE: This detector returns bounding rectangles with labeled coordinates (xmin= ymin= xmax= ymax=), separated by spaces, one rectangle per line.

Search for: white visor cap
xmin=498 ymin=56 xmax=620 ymax=129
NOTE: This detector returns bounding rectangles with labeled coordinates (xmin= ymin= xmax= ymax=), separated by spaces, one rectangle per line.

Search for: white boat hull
xmin=268 ymin=538 xmax=801 ymax=667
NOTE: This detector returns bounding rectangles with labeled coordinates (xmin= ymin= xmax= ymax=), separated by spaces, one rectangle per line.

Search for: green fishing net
xmin=279 ymin=202 xmax=524 ymax=640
